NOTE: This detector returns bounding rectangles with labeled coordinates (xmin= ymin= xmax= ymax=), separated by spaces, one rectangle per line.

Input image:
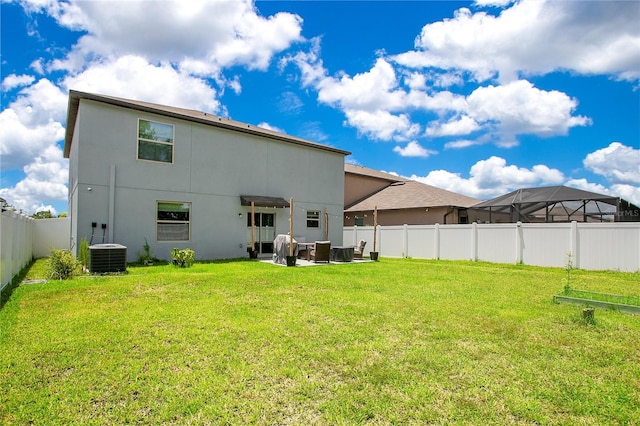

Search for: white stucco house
xmin=63 ymin=90 xmax=350 ymax=262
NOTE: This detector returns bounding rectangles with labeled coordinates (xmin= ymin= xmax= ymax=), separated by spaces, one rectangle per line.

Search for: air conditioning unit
xmin=89 ymin=244 xmax=127 ymax=273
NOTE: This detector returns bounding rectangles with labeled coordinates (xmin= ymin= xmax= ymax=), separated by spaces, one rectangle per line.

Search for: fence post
xmin=471 ymin=222 xmax=478 ymax=261
xmin=434 ymin=223 xmax=440 ymax=260
xmin=403 ymin=224 xmax=408 ymax=258
xmin=352 ymin=225 xmax=358 ymax=246
xmin=570 ymin=221 xmax=578 ymax=269
xmin=515 ymin=222 xmax=523 ymax=264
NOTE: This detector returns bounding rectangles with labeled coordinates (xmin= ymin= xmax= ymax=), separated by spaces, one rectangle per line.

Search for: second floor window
xmin=138 ymin=119 xmax=174 ymax=163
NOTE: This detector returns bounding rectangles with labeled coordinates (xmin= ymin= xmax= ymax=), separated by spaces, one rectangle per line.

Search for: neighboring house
xmin=64 ymin=90 xmax=350 ymax=261
xmin=344 ymin=164 xmax=479 ymax=225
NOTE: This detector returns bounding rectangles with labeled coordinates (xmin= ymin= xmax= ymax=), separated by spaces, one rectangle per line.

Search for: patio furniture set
xmin=272 ymin=236 xmax=367 ymax=264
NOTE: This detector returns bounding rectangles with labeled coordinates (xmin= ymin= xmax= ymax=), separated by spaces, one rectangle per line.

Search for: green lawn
xmin=1 ymin=258 xmax=638 ymax=425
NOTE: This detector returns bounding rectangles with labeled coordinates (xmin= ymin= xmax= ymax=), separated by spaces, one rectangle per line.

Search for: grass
xmin=1 ymin=258 xmax=639 ymax=425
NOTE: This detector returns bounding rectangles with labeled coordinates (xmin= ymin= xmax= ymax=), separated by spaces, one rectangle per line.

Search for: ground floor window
xmin=307 ymin=210 xmax=320 ymax=228
xmin=355 ymin=217 xmax=364 ymax=226
xmin=157 ymin=202 xmax=190 ymax=241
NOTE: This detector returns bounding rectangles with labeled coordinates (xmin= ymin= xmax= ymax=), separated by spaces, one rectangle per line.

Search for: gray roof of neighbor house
xmin=345 ymin=179 xmax=480 ymax=212
xmin=345 ymin=163 xmax=408 ymax=183
xmin=63 ymin=90 xmax=351 ymax=158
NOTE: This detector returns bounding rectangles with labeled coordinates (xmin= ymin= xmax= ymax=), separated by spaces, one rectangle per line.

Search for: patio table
xmin=330 ymin=246 xmax=354 ymax=262
xmin=297 ymin=242 xmax=315 ymax=260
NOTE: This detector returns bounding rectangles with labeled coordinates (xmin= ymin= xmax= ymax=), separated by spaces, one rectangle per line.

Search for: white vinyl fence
xmin=344 ymin=222 xmax=640 ymax=272
xmin=1 ymin=212 xmax=70 ymax=291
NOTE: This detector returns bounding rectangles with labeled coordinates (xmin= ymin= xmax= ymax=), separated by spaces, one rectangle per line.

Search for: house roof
xmin=345 ymin=180 xmax=480 ymax=212
xmin=472 ymin=185 xmax=619 ymax=210
xmin=63 ymin=90 xmax=351 ymax=158
xmin=344 ymin=163 xmax=408 ymax=183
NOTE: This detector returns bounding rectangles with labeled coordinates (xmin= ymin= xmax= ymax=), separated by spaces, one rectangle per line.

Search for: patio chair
xmin=310 ymin=241 xmax=331 ymax=263
xmin=353 ymin=240 xmax=367 ymax=259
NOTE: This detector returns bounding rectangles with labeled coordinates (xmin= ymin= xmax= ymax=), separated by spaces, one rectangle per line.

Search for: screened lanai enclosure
xmin=469 ymin=186 xmax=639 ymax=223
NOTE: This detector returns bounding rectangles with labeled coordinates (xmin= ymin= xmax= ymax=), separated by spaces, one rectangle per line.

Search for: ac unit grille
xmin=89 ymin=244 xmax=127 ymax=273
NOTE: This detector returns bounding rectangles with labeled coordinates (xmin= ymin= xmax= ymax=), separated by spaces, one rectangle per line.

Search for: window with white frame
xmin=157 ymin=202 xmax=190 ymax=241
xmin=138 ymin=119 xmax=174 ymax=163
xmin=306 ymin=210 xmax=320 ymax=228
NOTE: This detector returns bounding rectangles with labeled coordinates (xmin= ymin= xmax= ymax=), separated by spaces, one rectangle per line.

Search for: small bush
xmin=48 ymin=249 xmax=79 ymax=280
xmin=78 ymin=237 xmax=89 ymax=269
xmin=171 ymin=248 xmax=195 ymax=268
xmin=137 ymin=238 xmax=154 ymax=264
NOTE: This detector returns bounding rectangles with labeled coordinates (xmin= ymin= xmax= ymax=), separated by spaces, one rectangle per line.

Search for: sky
xmin=1 ymin=0 xmax=639 ymax=216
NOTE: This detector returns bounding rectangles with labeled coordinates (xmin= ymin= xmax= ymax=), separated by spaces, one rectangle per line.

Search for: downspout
xmin=108 ymin=164 xmax=115 ymax=243
xmin=443 ymin=207 xmax=454 ymax=224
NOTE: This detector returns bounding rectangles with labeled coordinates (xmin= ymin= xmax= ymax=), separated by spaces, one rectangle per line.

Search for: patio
xmin=260 ymin=257 xmax=374 ymax=267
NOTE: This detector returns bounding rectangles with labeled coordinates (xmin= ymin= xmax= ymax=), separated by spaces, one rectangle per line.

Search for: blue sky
xmin=1 ymin=0 xmax=639 ymax=215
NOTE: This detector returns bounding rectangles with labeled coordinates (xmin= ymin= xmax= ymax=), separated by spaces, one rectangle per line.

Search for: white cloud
xmin=0 ymin=144 xmax=68 ymax=214
xmin=392 ymin=0 xmax=640 ymax=83
xmin=583 ymin=142 xmax=640 ymax=185
xmin=37 ymin=0 xmax=303 ymax=76
xmin=0 ymin=108 xmax=65 ymax=171
xmin=444 ymin=139 xmax=482 ymax=149
xmin=404 ymin=72 xmax=427 ymax=91
xmin=299 ymin=121 xmax=329 ymax=143
xmin=564 ymin=178 xmax=611 ymax=195
xmin=565 ymin=179 xmax=640 ymax=206
xmin=256 ymin=122 xmax=284 ymax=133
xmin=30 ymin=59 xmax=45 ymax=74
xmin=393 ymin=141 xmax=437 ymax=158
xmin=410 ymin=156 xmax=565 ymax=199
xmin=466 ymin=80 xmax=591 ymax=144
xmin=2 ymin=74 xmax=36 ymax=91
xmin=289 ymin=36 xmax=588 ymax=147
xmin=277 ymin=91 xmax=304 ymax=115
xmin=316 ymin=58 xmax=407 ymax=111
xmin=469 ymin=156 xmax=565 ymax=188
xmin=63 ymin=56 xmax=221 ymax=113
xmin=610 ymin=184 xmax=640 ymax=206
xmin=344 ymin=109 xmax=420 ymax=141
xmin=8 ymin=78 xmax=68 ymax=125
xmin=426 ymin=115 xmax=480 ymax=137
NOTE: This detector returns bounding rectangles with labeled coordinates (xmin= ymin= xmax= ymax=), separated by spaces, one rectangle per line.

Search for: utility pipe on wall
xmin=108 ymin=164 xmax=115 ymax=243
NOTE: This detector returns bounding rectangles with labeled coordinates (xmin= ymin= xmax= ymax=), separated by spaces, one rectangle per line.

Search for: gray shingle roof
xmin=345 ymin=180 xmax=480 ymax=211
xmin=345 ymin=164 xmax=408 ymax=183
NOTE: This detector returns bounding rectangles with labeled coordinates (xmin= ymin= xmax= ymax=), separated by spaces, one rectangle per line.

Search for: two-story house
xmin=63 ymin=90 xmax=350 ymax=261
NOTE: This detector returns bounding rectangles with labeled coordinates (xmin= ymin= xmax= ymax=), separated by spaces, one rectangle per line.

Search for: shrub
xmin=48 ymin=249 xmax=79 ymax=280
xmin=78 ymin=237 xmax=89 ymax=269
xmin=171 ymin=248 xmax=195 ymax=268
xmin=137 ymin=238 xmax=154 ymax=264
